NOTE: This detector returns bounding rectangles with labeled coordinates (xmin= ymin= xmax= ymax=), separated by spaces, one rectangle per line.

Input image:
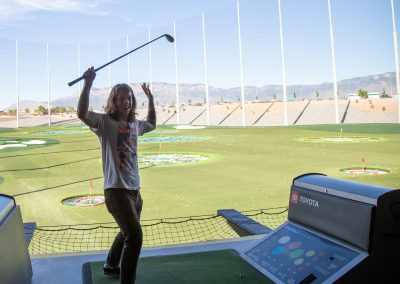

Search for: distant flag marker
xmin=90 ymin=178 xmax=93 ymax=206
xmin=361 ymin=155 xmax=366 ymax=171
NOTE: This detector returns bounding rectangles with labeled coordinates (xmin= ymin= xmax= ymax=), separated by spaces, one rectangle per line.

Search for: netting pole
xmin=77 ymin=43 xmax=81 ymax=109
xmin=108 ymin=41 xmax=111 ymax=89
xmin=77 ymin=43 xmax=82 ymax=124
xmin=47 ymin=42 xmax=51 ymax=126
xmin=390 ymin=0 xmax=400 ymax=123
xmin=202 ymin=12 xmax=210 ymax=126
xmin=127 ymin=35 xmax=131 ymax=86
xmin=278 ymin=0 xmax=288 ymax=126
xmin=327 ymin=0 xmax=340 ymax=124
xmin=149 ymin=28 xmax=153 ymax=93
xmin=16 ymin=40 xmax=20 ymax=128
xmin=173 ymin=21 xmax=180 ymax=125
xmin=236 ymin=0 xmax=246 ymax=126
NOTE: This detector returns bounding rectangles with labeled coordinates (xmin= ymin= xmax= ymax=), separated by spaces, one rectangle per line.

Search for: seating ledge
xmin=218 ymin=209 xmax=272 ymax=235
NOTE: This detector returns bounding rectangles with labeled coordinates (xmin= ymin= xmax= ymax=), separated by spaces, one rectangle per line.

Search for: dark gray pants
xmin=104 ymin=188 xmax=143 ymax=284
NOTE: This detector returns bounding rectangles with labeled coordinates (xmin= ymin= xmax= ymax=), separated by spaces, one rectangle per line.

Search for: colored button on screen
xmin=291 ymin=249 xmax=304 ymax=258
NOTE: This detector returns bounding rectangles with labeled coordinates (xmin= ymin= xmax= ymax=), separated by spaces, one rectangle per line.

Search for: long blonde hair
xmin=104 ymin=83 xmax=137 ymax=121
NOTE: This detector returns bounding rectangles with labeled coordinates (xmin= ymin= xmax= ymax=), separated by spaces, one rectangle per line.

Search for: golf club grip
xmin=68 ymin=76 xmax=85 ymax=87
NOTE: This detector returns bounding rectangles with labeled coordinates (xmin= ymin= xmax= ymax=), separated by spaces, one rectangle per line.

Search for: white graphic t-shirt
xmin=87 ymin=112 xmax=154 ymax=190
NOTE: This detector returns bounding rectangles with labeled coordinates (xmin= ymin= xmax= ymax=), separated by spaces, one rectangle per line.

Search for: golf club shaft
xmin=68 ymin=34 xmax=170 ymax=87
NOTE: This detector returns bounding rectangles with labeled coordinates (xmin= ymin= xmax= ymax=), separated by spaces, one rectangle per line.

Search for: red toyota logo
xmin=290 ymin=190 xmax=299 ymax=205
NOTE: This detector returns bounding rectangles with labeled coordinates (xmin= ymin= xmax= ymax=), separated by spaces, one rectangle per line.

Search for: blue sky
xmin=0 ymin=0 xmax=399 ymax=109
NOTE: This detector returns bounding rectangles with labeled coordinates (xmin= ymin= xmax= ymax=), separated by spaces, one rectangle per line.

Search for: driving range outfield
xmin=0 ymin=123 xmax=399 ymax=227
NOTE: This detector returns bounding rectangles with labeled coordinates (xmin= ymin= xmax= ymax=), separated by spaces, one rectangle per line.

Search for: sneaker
xmin=103 ymin=264 xmax=120 ymax=275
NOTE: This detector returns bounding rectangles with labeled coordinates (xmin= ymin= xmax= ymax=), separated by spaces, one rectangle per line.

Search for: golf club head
xmin=164 ymin=34 xmax=175 ymax=43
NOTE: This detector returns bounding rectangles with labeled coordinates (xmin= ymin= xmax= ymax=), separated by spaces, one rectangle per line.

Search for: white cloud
xmin=16 ymin=0 xmax=98 ymax=12
xmin=0 ymin=0 xmax=111 ymax=23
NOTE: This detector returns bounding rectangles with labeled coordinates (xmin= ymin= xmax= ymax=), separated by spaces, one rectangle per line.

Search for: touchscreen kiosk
xmin=243 ymin=222 xmax=367 ymax=284
xmin=240 ymin=174 xmax=400 ymax=283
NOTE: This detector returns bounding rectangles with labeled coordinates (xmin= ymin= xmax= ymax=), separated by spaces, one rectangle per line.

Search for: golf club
xmin=68 ymin=33 xmax=174 ymax=87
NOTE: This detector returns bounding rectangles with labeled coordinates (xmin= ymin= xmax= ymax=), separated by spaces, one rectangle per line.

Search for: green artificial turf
xmin=85 ymin=249 xmax=272 ymax=284
xmin=0 ymin=124 xmax=399 ymax=226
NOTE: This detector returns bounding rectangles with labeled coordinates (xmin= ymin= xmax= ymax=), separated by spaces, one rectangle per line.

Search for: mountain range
xmin=3 ymin=72 xmax=397 ymax=112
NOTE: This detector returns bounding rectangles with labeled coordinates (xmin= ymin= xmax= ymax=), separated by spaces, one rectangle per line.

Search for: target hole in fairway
xmin=139 ymin=153 xmax=209 ymax=166
xmin=299 ymin=137 xmax=385 ymax=143
xmin=174 ymin=125 xmax=205 ymax=130
xmin=31 ymin=125 xmax=90 ymax=135
xmin=139 ymin=136 xmax=207 ymax=143
xmin=0 ymin=138 xmax=54 ymax=151
xmin=340 ymin=168 xmax=390 ymax=175
xmin=62 ymin=195 xmax=105 ymax=207
xmin=32 ymin=130 xmax=84 ymax=135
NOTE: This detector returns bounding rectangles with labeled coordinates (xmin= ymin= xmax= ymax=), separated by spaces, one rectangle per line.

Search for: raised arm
xmin=77 ymin=67 xmax=98 ymax=128
xmin=141 ymin=83 xmax=156 ymax=129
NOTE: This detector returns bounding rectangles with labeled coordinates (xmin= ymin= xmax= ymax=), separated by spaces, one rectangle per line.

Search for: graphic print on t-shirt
xmin=117 ymin=123 xmax=137 ymax=170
